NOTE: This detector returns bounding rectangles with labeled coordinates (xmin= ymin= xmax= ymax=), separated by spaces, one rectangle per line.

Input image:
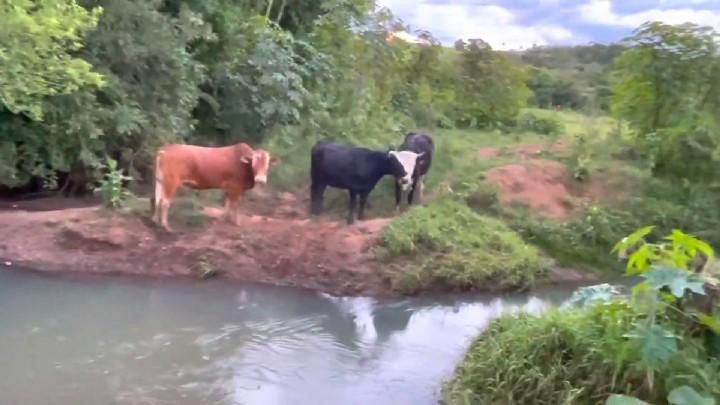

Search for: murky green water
xmin=0 ymin=269 xmax=581 ymax=405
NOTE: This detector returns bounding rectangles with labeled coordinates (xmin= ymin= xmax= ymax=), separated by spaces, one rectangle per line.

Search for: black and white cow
xmin=310 ymin=141 xmax=424 ymax=224
xmin=395 ymin=132 xmax=434 ymax=209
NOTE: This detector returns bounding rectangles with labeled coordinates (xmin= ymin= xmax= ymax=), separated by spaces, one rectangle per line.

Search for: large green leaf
xmin=625 ymin=244 xmax=657 ymax=275
xmin=697 ymin=314 xmax=720 ymax=334
xmin=613 ymin=225 xmax=655 ymax=254
xmin=606 ymin=394 xmax=649 ymax=405
xmin=563 ymin=283 xmax=622 ymax=309
xmin=665 ymin=229 xmax=715 ymax=262
xmin=642 ymin=266 xmax=706 ymax=298
xmin=624 ymin=323 xmax=678 ymax=364
xmin=667 ymin=385 xmax=715 ymax=405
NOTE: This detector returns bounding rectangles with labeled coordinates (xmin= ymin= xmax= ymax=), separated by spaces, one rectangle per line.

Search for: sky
xmin=375 ymin=0 xmax=720 ymax=50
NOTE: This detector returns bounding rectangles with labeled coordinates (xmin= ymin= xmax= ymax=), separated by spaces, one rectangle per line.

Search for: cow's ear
xmin=270 ymin=155 xmax=280 ymax=166
xmin=240 ymin=155 xmax=252 ymax=164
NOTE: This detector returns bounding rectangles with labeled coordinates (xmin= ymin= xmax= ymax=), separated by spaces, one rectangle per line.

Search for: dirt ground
xmin=0 ymin=140 xmax=605 ymax=297
xmin=0 ymin=191 xmax=399 ymax=296
xmin=483 ymin=140 xmax=623 ymax=220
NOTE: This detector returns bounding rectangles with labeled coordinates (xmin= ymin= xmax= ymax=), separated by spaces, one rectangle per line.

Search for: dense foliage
xmin=0 ymin=0 xmax=105 ymax=120
xmin=0 ymin=0 xmax=535 ymax=192
xmin=511 ymin=43 xmax=625 ymax=112
xmin=610 ymin=22 xmax=720 ymax=180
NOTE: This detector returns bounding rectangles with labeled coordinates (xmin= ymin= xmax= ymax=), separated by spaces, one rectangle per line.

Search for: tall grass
xmin=442 ymin=301 xmax=720 ymax=404
xmin=377 ymin=198 xmax=550 ymax=294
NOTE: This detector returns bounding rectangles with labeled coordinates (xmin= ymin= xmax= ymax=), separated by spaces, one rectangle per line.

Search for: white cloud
xmin=376 ymin=1 xmax=577 ymax=50
xmin=659 ymin=0 xmax=715 ymax=4
xmin=579 ymin=0 xmax=720 ymax=31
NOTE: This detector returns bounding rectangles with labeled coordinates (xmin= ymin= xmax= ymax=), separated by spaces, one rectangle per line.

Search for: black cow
xmin=395 ymin=132 xmax=434 ymax=209
xmin=310 ymin=141 xmax=424 ymax=224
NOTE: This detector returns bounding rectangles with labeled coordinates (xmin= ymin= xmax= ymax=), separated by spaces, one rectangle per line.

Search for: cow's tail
xmin=151 ymin=150 xmax=164 ymax=216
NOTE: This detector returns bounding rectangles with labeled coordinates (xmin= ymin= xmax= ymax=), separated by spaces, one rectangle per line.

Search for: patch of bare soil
xmin=486 ymin=160 xmax=575 ymax=219
xmin=0 ymin=194 xmax=99 ymax=211
xmin=477 ymin=147 xmax=500 ymax=158
xmin=482 ymin=139 xmax=621 ymax=220
xmin=0 ymin=194 xmax=396 ymax=296
xmin=486 ymin=160 xmax=624 ymax=220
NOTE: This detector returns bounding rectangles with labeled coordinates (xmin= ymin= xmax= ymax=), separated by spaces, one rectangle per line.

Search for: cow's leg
xmin=310 ymin=182 xmax=326 ymax=216
xmin=394 ymin=181 xmax=402 ymax=212
xmin=347 ymin=191 xmax=357 ymax=225
xmin=223 ymin=189 xmax=242 ymax=225
xmin=160 ymin=199 xmax=173 ymax=231
xmin=407 ymin=178 xmax=418 ymax=206
xmin=223 ymin=192 xmax=233 ymax=220
xmin=358 ymin=192 xmax=369 ymax=221
xmin=158 ymin=180 xmax=177 ymax=232
xmin=417 ymin=174 xmax=426 ymax=202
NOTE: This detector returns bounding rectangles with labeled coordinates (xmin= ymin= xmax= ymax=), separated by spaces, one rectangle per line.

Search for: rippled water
xmin=0 ymin=269 xmax=580 ymax=405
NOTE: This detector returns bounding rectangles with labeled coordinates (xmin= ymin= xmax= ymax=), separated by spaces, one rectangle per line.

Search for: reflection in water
xmin=0 ymin=270 xmax=579 ymax=405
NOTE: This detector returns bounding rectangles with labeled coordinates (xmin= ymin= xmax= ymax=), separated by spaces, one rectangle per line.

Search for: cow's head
xmin=388 ymin=150 xmax=424 ymax=191
xmin=241 ymin=149 xmax=280 ymax=184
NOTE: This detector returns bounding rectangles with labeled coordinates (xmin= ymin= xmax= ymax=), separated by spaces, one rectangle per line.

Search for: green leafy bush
xmin=506 ymin=203 xmax=635 ymax=270
xmin=515 ymin=111 xmax=564 ymax=135
xmin=94 ymin=156 xmax=133 ymax=209
xmin=378 ymin=198 xmax=549 ymax=294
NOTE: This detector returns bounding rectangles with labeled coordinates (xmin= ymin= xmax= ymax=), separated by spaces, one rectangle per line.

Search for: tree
xmin=0 ymin=0 xmax=213 ymax=189
xmin=0 ymin=0 xmax=105 ymax=120
xmin=453 ymin=39 xmax=531 ymax=127
xmin=0 ymin=0 xmax=537 ymax=193
xmin=611 ymin=21 xmax=720 ymax=179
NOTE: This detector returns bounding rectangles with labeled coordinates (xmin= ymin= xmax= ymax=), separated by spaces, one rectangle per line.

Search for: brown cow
xmin=151 ymin=142 xmax=279 ymax=231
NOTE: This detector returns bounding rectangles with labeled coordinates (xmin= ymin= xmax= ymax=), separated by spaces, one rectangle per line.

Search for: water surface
xmin=0 ymin=269 xmax=580 ymax=405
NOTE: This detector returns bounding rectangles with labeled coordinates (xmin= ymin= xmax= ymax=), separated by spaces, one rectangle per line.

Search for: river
xmin=0 ymin=269 xmax=583 ymax=405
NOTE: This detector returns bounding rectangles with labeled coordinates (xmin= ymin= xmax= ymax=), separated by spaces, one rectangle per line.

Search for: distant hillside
xmin=505 ymin=43 xmax=627 ymax=112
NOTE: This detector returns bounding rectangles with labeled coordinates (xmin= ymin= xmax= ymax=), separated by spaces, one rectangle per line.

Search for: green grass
xmin=261 ymin=126 xmax=554 ymax=218
xmin=502 ymin=204 xmax=634 ymax=272
xmin=119 ymin=190 xmax=221 ymax=230
xmin=123 ymin=107 xmax=720 ymax=285
xmin=522 ymin=107 xmax=619 ymax=138
xmin=376 ymin=198 xmax=550 ymax=294
xmin=442 ymin=300 xmax=720 ymax=404
xmin=256 ymin=109 xmax=665 ymax=278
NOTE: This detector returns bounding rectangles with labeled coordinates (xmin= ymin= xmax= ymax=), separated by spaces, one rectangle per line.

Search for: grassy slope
xmin=256 ymin=108 xmax=637 ymax=294
xmin=439 ymin=111 xmax=720 ymax=403
xmin=377 ymin=198 xmax=550 ymax=294
xmin=442 ymin=301 xmax=720 ymax=404
xmin=154 ymin=107 xmax=716 ymax=294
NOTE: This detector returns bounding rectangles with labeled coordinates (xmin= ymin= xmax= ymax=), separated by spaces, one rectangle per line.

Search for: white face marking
xmin=389 ymin=150 xmax=422 ymax=191
xmin=253 ymin=152 xmax=270 ymax=184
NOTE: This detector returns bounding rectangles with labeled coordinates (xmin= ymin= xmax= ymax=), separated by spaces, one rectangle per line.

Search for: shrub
xmin=378 ymin=198 xmax=550 ymax=294
xmin=506 ymin=203 xmax=636 ymax=271
xmin=94 ymin=156 xmax=133 ymax=209
xmin=515 ymin=111 xmax=564 ymax=135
